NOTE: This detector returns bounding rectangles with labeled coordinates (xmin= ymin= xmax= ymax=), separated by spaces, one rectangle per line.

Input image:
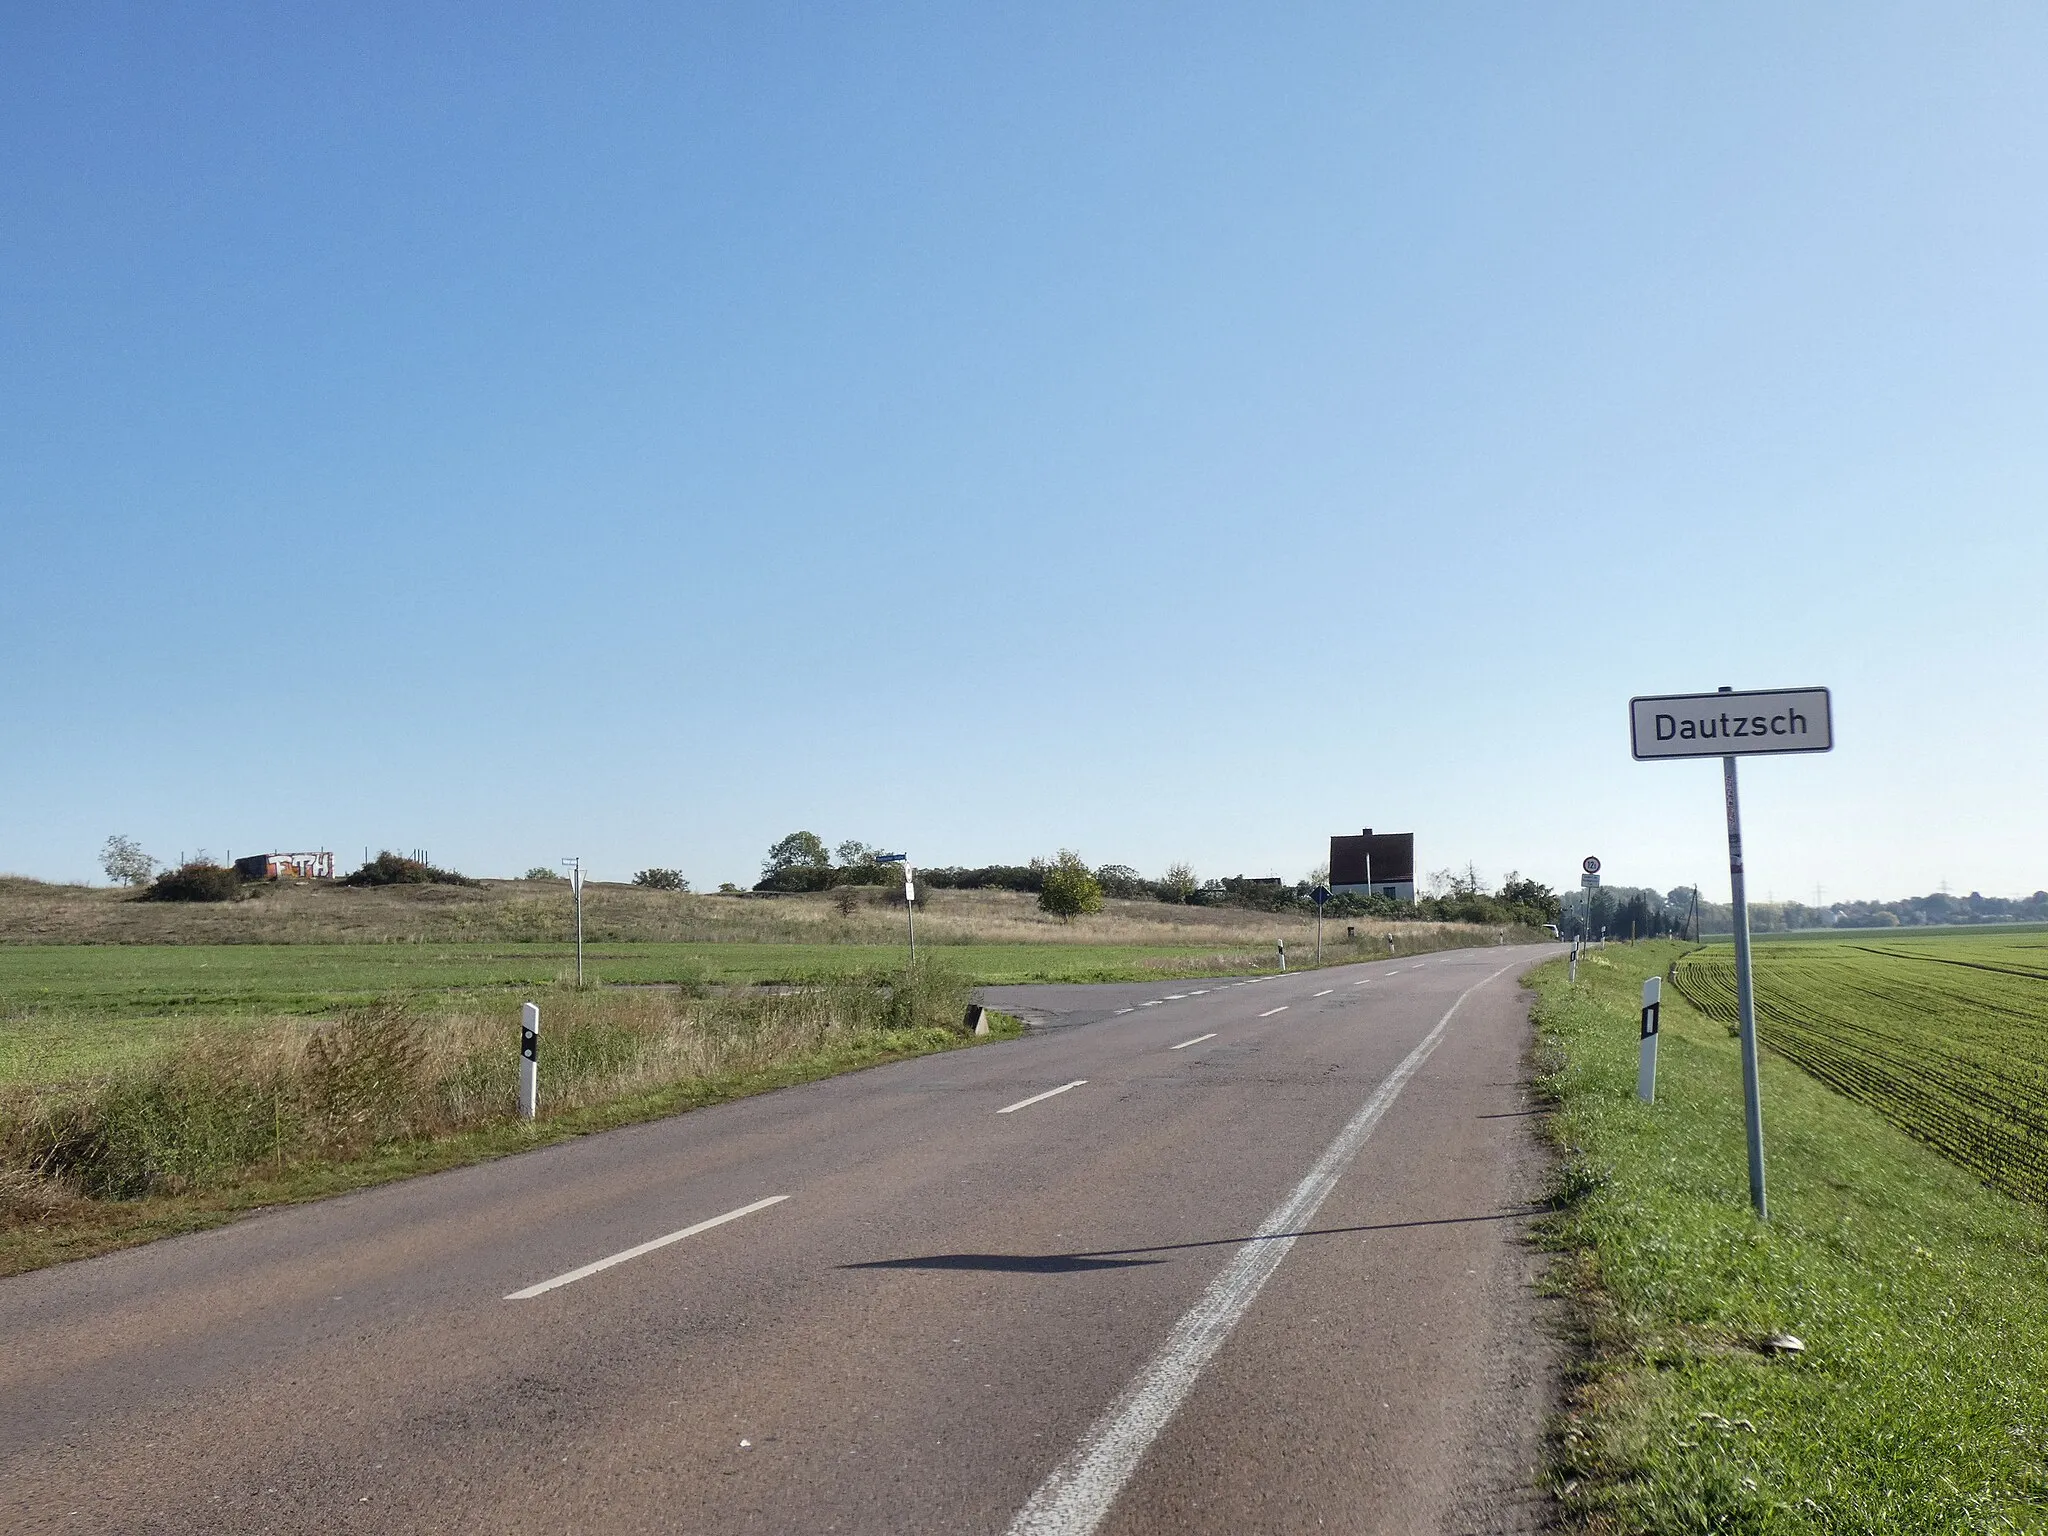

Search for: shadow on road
xmin=841 ymin=1209 xmax=1545 ymax=1274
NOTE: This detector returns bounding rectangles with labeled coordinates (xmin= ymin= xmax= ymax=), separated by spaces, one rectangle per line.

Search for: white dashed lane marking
xmin=1169 ymin=1033 xmax=1217 ymax=1051
xmin=1257 ymin=1006 xmax=1288 ymax=1018
xmin=997 ymin=1081 xmax=1088 ymax=1115
xmin=505 ymin=1196 xmax=789 ymax=1300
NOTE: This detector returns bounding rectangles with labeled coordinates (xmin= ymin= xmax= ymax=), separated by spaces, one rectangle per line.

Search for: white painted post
xmin=519 ymin=1002 xmax=540 ymax=1120
xmin=1277 ymin=941 xmax=1286 ymax=972
xmin=1637 ymin=977 xmax=1661 ymax=1102
xmin=1569 ymin=937 xmax=1579 ymax=984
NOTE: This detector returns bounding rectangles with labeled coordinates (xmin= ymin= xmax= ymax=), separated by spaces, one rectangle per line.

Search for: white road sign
xmin=1630 ymin=687 xmax=1832 ymax=760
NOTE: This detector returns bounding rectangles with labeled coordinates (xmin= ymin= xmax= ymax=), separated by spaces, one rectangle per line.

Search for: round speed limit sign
xmin=1582 ymin=855 xmax=1602 ymax=875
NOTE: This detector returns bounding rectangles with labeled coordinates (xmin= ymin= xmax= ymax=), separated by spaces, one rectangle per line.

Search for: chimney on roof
xmin=1361 ymin=828 xmax=1372 ymax=835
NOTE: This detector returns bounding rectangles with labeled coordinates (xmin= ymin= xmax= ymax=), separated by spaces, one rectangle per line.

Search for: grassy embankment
xmin=1534 ymin=940 xmax=2048 ymax=1532
xmin=0 ymin=964 xmax=1008 ymax=1276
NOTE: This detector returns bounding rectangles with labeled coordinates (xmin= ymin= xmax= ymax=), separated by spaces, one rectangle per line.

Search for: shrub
xmin=523 ymin=867 xmax=564 ymax=881
xmin=632 ymin=868 xmax=689 ymax=891
xmin=143 ymin=862 xmax=241 ymax=903
xmin=343 ymin=851 xmax=478 ymax=888
xmin=1038 ymin=851 xmax=1104 ymax=921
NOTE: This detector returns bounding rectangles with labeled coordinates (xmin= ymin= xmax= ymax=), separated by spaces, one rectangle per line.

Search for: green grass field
xmin=1534 ymin=941 xmax=2048 ymax=1532
xmin=0 ymin=935 xmax=1453 ymax=1084
xmin=1673 ymin=933 xmax=2048 ymax=1205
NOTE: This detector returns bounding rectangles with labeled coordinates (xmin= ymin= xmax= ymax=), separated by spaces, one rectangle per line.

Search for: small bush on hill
xmin=343 ymin=851 xmax=478 ymax=888
xmin=523 ymin=867 xmax=564 ymax=881
xmin=144 ymin=862 xmax=241 ymax=903
xmin=632 ymin=868 xmax=689 ymax=891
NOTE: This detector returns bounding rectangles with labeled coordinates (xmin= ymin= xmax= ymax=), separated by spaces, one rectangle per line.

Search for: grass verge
xmin=1 ymin=966 xmax=1022 ymax=1278
xmin=1532 ymin=941 xmax=2048 ymax=1533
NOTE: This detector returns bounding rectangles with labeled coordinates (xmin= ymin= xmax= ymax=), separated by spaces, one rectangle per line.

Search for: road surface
xmin=1 ymin=944 xmax=1562 ymax=1534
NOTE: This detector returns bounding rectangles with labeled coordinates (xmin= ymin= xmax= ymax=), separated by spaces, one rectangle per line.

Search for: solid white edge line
xmin=505 ymin=1195 xmax=789 ymax=1300
xmin=1257 ymin=1005 xmax=1288 ymax=1018
xmin=1168 ymin=1033 xmax=1218 ymax=1051
xmin=1003 ymin=960 xmax=1518 ymax=1536
xmin=997 ymin=1080 xmax=1088 ymax=1114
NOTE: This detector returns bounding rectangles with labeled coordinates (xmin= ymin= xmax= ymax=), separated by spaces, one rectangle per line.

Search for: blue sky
xmin=4 ymin=4 xmax=2044 ymax=902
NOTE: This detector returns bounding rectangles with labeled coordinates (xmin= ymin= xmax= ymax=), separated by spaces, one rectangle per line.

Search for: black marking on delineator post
xmin=519 ymin=1002 xmax=540 ymax=1120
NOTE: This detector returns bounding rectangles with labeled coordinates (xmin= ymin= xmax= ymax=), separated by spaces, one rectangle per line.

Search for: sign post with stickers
xmin=1630 ymin=685 xmax=1834 ymax=1219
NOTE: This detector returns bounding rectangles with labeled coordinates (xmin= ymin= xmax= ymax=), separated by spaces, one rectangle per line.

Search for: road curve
xmin=1 ymin=944 xmax=1563 ymax=1534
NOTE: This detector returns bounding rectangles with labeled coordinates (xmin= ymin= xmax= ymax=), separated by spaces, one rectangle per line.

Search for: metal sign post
xmin=562 ymin=858 xmax=584 ymax=986
xmin=876 ymin=854 xmax=914 ymax=963
xmin=1311 ymin=884 xmax=1329 ymax=964
xmin=1630 ymin=684 xmax=1834 ymax=1220
xmin=1722 ymin=755 xmax=1768 ymax=1217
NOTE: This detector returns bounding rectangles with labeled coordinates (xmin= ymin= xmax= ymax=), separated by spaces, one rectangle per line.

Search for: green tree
xmin=1161 ymin=862 xmax=1197 ymax=904
xmin=100 ymin=834 xmax=156 ymax=887
xmin=1094 ymin=864 xmax=1147 ymax=900
xmin=1038 ymin=850 xmax=1104 ymax=921
xmin=762 ymin=831 xmax=830 ymax=881
xmin=631 ymin=868 xmax=689 ymax=891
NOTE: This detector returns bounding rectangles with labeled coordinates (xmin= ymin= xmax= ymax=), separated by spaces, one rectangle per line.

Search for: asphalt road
xmin=1 ymin=944 xmax=1563 ymax=1535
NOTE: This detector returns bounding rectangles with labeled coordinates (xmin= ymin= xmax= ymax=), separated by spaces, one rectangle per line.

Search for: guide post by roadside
xmin=519 ymin=1002 xmax=540 ymax=1120
xmin=1637 ymin=976 xmax=1661 ymax=1102
xmin=1629 ymin=682 xmax=1834 ymax=1219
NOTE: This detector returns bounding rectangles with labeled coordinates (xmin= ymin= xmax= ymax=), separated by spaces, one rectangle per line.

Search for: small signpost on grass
xmin=1638 ymin=977 xmax=1661 ymax=1103
xmin=875 ymin=853 xmax=915 ymax=962
xmin=519 ymin=1002 xmax=540 ymax=1120
xmin=1630 ymin=684 xmax=1834 ymax=1220
xmin=1312 ymin=884 xmax=1330 ymax=964
xmin=562 ymin=857 xmax=585 ymax=986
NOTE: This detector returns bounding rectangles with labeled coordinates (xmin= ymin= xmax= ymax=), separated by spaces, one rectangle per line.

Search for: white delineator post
xmin=519 ymin=1002 xmax=540 ymax=1120
xmin=1277 ymin=941 xmax=1286 ymax=973
xmin=1637 ymin=976 xmax=1661 ymax=1102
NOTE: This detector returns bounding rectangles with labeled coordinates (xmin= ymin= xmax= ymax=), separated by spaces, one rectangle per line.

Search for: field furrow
xmin=1673 ymin=934 xmax=2048 ymax=1204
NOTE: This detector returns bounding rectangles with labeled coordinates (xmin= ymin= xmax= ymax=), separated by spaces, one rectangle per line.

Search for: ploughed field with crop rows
xmin=1673 ymin=934 xmax=2048 ymax=1204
